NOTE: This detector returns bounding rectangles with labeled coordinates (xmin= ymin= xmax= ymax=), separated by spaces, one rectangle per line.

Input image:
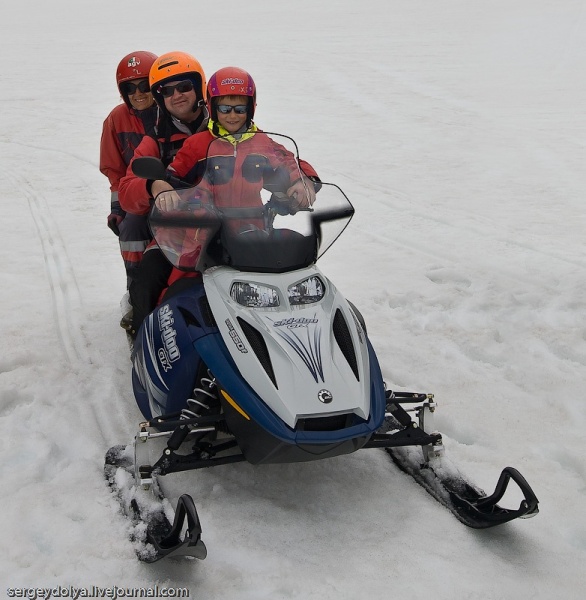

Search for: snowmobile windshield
xmin=149 ymin=132 xmax=354 ymax=273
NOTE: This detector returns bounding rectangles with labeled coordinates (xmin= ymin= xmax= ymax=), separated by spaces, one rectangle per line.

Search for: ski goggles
xmin=123 ymin=80 xmax=151 ymax=95
xmin=216 ymin=104 xmax=248 ymax=115
xmin=158 ymin=80 xmax=195 ymax=97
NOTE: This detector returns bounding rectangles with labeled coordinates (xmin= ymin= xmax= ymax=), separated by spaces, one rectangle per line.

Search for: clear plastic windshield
xmin=149 ymin=131 xmax=354 ymax=273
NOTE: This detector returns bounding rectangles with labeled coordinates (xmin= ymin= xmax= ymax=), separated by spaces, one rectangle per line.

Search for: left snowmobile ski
xmin=105 ymin=445 xmax=207 ymax=562
xmin=105 ymin=131 xmax=539 ymax=561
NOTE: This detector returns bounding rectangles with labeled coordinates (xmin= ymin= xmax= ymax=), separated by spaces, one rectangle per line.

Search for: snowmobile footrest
xmin=142 ymin=494 xmax=208 ymax=562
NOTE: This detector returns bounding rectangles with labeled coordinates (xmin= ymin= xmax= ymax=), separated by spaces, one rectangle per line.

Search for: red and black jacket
xmin=99 ymin=103 xmax=157 ymax=207
xmin=118 ymin=113 xmax=207 ymax=215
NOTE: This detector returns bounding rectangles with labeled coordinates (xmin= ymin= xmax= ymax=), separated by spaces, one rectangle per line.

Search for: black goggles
xmin=159 ymin=80 xmax=195 ymax=98
xmin=216 ymin=104 xmax=248 ymax=115
xmin=123 ymin=80 xmax=150 ymax=95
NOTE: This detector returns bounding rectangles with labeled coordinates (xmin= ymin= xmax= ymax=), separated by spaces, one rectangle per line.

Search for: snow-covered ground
xmin=1 ymin=0 xmax=585 ymax=598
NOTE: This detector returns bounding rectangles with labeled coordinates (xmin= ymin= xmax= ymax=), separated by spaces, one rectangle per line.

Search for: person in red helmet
xmin=119 ymin=51 xmax=209 ymax=216
xmin=158 ymin=66 xmax=318 ymax=201
xmin=100 ymin=51 xmax=158 ymax=292
xmin=117 ymin=51 xmax=209 ymax=336
xmin=125 ymin=66 xmax=321 ymax=338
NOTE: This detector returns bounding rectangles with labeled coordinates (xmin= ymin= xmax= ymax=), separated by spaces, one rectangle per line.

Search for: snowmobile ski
xmin=104 ymin=445 xmax=207 ymax=562
xmin=379 ymin=392 xmax=539 ymax=528
xmin=387 ymin=449 xmax=539 ymax=528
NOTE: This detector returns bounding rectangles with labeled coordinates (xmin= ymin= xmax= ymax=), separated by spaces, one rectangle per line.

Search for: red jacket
xmin=162 ymin=124 xmax=320 ymax=288
xmin=118 ymin=132 xmax=191 ymax=215
xmin=169 ymin=125 xmax=319 ymax=201
xmin=99 ymin=103 xmax=157 ymax=200
xmin=118 ymin=116 xmax=208 ymax=215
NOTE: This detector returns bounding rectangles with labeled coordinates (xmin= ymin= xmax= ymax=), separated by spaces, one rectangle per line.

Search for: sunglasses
xmin=159 ymin=80 xmax=195 ymax=98
xmin=216 ymin=104 xmax=248 ymax=115
xmin=123 ymin=80 xmax=150 ymax=95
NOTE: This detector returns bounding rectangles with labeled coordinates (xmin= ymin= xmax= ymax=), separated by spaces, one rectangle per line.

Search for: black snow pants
xmin=128 ymin=247 xmax=172 ymax=338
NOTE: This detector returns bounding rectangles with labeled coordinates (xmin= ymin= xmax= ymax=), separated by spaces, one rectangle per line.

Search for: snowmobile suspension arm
xmin=365 ymin=429 xmax=442 ymax=449
xmin=364 ymin=393 xmax=442 ymax=449
xmin=154 ymin=439 xmax=246 ymax=476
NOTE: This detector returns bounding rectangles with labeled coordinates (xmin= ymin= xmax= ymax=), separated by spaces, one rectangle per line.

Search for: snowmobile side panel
xmin=131 ymin=287 xmax=220 ymax=420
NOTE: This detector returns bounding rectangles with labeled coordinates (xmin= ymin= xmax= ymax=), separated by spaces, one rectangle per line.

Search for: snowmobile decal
xmin=158 ymin=305 xmax=180 ymax=364
xmin=272 ymin=316 xmax=319 ymax=328
xmin=225 ymin=319 xmax=248 ymax=353
xmin=274 ymin=321 xmax=324 ymax=383
xmin=145 ymin=314 xmax=169 ymax=391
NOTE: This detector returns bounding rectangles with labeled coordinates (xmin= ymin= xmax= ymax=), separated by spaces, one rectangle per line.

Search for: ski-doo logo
xmin=221 ymin=77 xmax=244 ymax=85
xmin=318 ymin=389 xmax=333 ymax=404
xmin=273 ymin=317 xmax=318 ymax=329
xmin=225 ymin=319 xmax=248 ymax=353
xmin=157 ymin=304 xmax=180 ymax=371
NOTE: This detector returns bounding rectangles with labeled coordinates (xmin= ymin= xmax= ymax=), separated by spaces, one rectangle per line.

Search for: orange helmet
xmin=207 ymin=66 xmax=256 ymax=123
xmin=149 ymin=51 xmax=207 ymax=110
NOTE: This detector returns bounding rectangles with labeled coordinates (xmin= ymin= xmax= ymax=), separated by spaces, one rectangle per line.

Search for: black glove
xmin=270 ymin=192 xmax=298 ymax=216
xmin=107 ymin=201 xmax=126 ymax=236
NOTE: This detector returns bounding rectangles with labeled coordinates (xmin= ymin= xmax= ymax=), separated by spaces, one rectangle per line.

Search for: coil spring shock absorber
xmin=166 ymin=371 xmax=218 ymax=451
xmin=181 ymin=372 xmax=218 ymax=420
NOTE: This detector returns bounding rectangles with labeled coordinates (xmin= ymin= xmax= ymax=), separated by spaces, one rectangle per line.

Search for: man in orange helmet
xmin=119 ymin=51 xmax=209 ymax=213
xmin=118 ymin=51 xmax=209 ymax=336
xmin=100 ymin=51 xmax=159 ymax=293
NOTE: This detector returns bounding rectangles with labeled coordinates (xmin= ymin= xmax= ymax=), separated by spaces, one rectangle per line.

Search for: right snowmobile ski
xmin=374 ymin=391 xmax=539 ymax=528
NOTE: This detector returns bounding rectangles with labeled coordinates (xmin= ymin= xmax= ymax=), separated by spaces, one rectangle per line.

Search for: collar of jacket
xmin=171 ymin=111 xmax=208 ymax=135
xmin=208 ymin=120 xmax=258 ymax=145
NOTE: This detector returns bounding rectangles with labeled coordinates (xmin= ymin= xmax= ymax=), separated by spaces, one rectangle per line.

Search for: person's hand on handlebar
xmin=287 ymin=175 xmax=316 ymax=210
xmin=151 ymin=180 xmax=183 ymax=211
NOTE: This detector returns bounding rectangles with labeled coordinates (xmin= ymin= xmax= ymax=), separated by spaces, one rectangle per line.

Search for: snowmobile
xmin=105 ymin=132 xmax=539 ymax=563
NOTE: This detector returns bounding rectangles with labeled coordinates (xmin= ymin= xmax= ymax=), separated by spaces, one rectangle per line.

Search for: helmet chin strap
xmin=192 ymin=98 xmax=206 ymax=114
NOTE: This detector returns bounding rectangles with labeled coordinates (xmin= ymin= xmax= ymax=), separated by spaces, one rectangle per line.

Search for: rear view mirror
xmin=131 ymin=157 xmax=167 ymax=181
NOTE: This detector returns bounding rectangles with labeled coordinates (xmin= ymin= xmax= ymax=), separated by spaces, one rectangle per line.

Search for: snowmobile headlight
xmin=288 ymin=276 xmax=326 ymax=305
xmin=230 ymin=281 xmax=280 ymax=308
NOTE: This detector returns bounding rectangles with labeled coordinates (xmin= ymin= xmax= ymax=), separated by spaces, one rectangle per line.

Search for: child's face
xmin=216 ymin=95 xmax=248 ymax=133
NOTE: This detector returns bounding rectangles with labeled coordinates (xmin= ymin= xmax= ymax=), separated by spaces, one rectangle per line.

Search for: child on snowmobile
xmin=126 ymin=66 xmax=321 ymax=338
xmin=100 ymin=51 xmax=158 ymax=289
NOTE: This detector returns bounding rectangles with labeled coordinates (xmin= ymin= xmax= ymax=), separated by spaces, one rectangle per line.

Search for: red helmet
xmin=207 ymin=66 xmax=256 ymax=122
xmin=116 ymin=51 xmax=157 ymax=107
xmin=116 ymin=51 xmax=158 ymax=90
